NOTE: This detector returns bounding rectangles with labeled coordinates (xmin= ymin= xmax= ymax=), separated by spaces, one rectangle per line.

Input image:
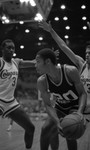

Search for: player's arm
xmin=67 ymin=65 xmax=87 ymax=114
xmin=38 ymin=21 xmax=84 ymax=72
xmin=15 ymin=58 xmax=36 ymax=68
xmin=37 ymin=76 xmax=61 ymax=128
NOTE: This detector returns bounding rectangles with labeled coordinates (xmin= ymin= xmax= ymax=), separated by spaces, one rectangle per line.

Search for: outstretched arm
xmin=15 ymin=50 xmax=59 ymax=68
xmin=38 ymin=21 xmax=84 ymax=72
xmin=15 ymin=58 xmax=36 ymax=68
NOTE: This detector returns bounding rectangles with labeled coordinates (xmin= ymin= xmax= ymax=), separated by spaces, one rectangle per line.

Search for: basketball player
xmin=35 ymin=48 xmax=87 ymax=150
xmin=38 ymin=20 xmax=90 ymax=112
xmin=38 ymin=21 xmax=90 ymax=150
xmin=0 ymin=39 xmax=36 ymax=150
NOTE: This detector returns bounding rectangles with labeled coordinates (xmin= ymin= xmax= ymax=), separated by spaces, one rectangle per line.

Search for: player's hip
xmin=0 ymin=98 xmax=20 ymax=118
xmin=55 ymin=103 xmax=78 ymax=118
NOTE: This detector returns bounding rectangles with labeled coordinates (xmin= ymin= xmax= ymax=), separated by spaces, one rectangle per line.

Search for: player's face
xmin=2 ymin=42 xmax=15 ymax=59
xmin=35 ymin=55 xmax=47 ymax=75
xmin=85 ymin=48 xmax=90 ymax=64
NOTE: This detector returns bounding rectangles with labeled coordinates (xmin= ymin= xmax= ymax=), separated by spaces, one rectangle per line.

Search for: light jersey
xmin=45 ymin=64 xmax=79 ymax=115
xmin=0 ymin=57 xmax=21 ymax=117
xmin=80 ymin=62 xmax=90 ymax=106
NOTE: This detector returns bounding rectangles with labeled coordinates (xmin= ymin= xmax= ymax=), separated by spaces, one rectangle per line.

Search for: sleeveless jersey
xmin=0 ymin=57 xmax=21 ymax=117
xmin=46 ymin=64 xmax=79 ymax=115
xmin=80 ymin=62 xmax=90 ymax=106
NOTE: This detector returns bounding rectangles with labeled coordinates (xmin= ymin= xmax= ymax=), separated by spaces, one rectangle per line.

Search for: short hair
xmin=1 ymin=39 xmax=14 ymax=50
xmin=37 ymin=48 xmax=57 ymax=65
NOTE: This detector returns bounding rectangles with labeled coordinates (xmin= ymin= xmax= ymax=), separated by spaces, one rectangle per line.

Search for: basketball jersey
xmin=0 ymin=57 xmax=21 ymax=117
xmin=46 ymin=64 xmax=79 ymax=115
xmin=80 ymin=62 xmax=90 ymax=106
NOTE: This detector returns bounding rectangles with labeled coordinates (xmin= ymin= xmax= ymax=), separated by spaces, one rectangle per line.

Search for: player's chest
xmin=81 ymin=68 xmax=90 ymax=93
xmin=81 ymin=68 xmax=90 ymax=84
xmin=0 ymin=63 xmax=18 ymax=79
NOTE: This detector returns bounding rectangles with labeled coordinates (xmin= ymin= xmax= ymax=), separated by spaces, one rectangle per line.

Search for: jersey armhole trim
xmin=64 ymin=64 xmax=72 ymax=86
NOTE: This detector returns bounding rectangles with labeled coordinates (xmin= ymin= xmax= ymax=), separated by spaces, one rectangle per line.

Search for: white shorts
xmin=0 ymin=98 xmax=20 ymax=118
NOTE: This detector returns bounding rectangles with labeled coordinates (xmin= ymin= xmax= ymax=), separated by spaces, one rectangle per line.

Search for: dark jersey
xmin=46 ymin=64 xmax=79 ymax=116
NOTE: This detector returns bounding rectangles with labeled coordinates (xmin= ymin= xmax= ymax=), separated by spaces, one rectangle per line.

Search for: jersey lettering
xmin=0 ymin=69 xmax=18 ymax=79
xmin=87 ymin=83 xmax=90 ymax=93
xmin=53 ymin=90 xmax=78 ymax=104
xmin=63 ymin=90 xmax=78 ymax=100
xmin=12 ymin=77 xmax=17 ymax=86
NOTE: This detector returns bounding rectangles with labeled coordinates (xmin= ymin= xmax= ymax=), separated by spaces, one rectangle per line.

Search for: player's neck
xmin=3 ymin=57 xmax=12 ymax=64
xmin=47 ymin=66 xmax=61 ymax=83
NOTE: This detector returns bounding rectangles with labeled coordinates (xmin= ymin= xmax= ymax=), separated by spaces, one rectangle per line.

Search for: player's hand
xmin=72 ymin=111 xmax=86 ymax=126
xmin=87 ymin=21 xmax=90 ymax=30
xmin=38 ymin=20 xmax=52 ymax=32
xmin=54 ymin=49 xmax=59 ymax=58
xmin=73 ymin=111 xmax=83 ymax=119
xmin=31 ymin=59 xmax=36 ymax=64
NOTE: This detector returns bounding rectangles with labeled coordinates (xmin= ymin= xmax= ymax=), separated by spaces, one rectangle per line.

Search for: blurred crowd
xmin=15 ymin=67 xmax=46 ymax=114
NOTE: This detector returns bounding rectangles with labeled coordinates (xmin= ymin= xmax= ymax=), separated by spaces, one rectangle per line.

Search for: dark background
xmin=0 ymin=0 xmax=90 ymax=64
xmin=0 ymin=0 xmax=89 ymax=113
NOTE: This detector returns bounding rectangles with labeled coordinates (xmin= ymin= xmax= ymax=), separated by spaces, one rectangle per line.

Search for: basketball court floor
xmin=0 ymin=115 xmax=90 ymax=150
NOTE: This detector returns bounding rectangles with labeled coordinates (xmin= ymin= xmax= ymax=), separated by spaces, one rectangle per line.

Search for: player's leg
xmin=66 ymin=139 xmax=77 ymax=150
xmin=8 ymin=106 xmax=35 ymax=149
xmin=40 ymin=116 xmax=59 ymax=150
xmin=40 ymin=117 xmax=51 ymax=150
xmin=49 ymin=123 xmax=59 ymax=150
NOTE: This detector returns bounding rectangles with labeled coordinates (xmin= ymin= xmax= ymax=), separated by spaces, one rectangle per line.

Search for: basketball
xmin=60 ymin=113 xmax=86 ymax=140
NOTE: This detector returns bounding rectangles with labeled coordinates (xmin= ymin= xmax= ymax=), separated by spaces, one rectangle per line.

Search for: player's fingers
xmin=54 ymin=50 xmax=60 ymax=56
xmin=38 ymin=22 xmax=43 ymax=27
xmin=38 ymin=21 xmax=46 ymax=29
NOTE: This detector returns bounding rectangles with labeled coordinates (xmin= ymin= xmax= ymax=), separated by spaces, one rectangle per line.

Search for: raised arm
xmin=38 ymin=21 xmax=84 ymax=72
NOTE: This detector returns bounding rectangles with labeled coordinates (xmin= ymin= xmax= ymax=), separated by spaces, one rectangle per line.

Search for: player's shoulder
xmin=65 ymin=64 xmax=79 ymax=78
xmin=65 ymin=64 xmax=80 ymax=84
xmin=0 ymin=57 xmax=5 ymax=69
xmin=13 ymin=58 xmax=23 ymax=65
xmin=14 ymin=58 xmax=23 ymax=62
xmin=37 ymin=74 xmax=47 ymax=87
xmin=75 ymin=55 xmax=85 ymax=71
xmin=37 ymin=74 xmax=46 ymax=83
xmin=37 ymin=74 xmax=47 ymax=91
xmin=65 ymin=64 xmax=78 ymax=72
xmin=76 ymin=55 xmax=84 ymax=63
